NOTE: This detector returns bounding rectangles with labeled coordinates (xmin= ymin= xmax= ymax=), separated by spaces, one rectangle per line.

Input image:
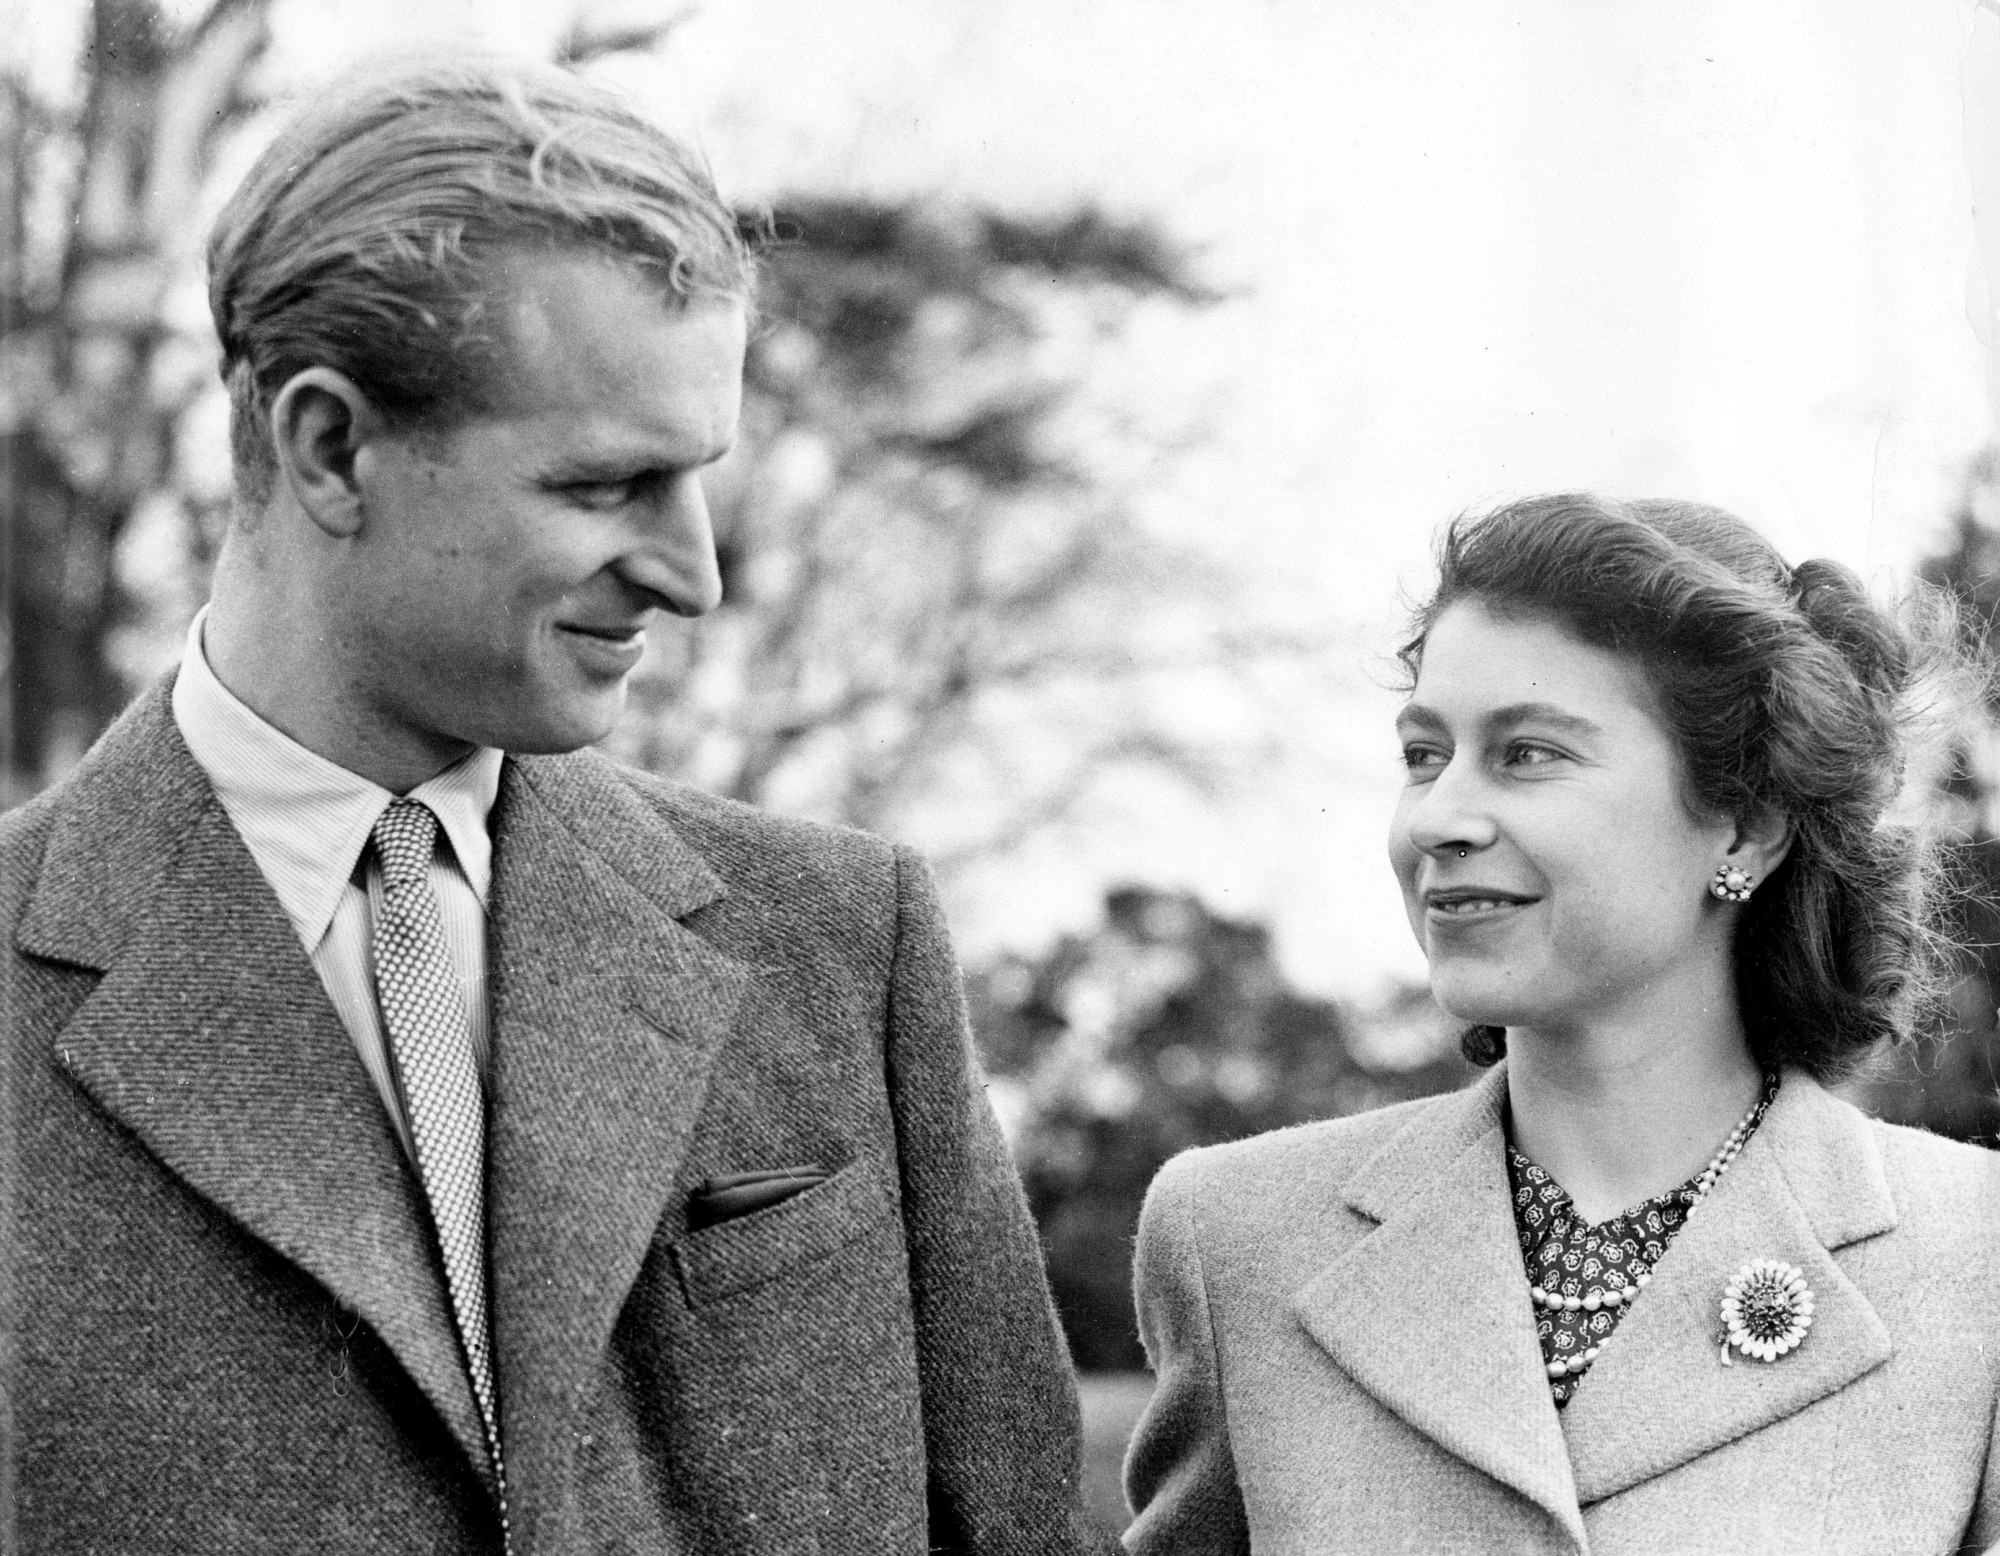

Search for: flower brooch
xmin=1719 ymin=1258 xmax=1814 ymax=1365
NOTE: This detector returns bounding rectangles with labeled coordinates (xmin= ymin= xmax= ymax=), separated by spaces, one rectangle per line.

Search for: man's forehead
xmin=476 ymin=247 xmax=746 ymax=428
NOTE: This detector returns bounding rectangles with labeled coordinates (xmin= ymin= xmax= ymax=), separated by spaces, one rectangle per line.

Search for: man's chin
xmin=475 ymin=691 xmax=628 ymax=756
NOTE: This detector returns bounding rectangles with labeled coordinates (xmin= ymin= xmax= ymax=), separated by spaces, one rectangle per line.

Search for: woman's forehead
xmin=1408 ymin=600 xmax=1664 ymax=726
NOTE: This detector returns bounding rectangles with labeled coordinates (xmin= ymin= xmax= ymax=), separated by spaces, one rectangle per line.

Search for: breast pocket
xmin=669 ymin=1156 xmax=897 ymax=1310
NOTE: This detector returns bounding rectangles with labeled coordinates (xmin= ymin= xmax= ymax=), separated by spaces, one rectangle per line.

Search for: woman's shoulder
xmin=1782 ymin=1084 xmax=2000 ymax=1276
xmin=1860 ymin=1108 xmax=2000 ymax=1213
xmin=1777 ymin=1079 xmax=2000 ymax=1234
xmin=1149 ymin=1085 xmax=1473 ymax=1221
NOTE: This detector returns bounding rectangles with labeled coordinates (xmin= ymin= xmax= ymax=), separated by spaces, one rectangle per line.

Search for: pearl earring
xmin=1710 ymin=865 xmax=1755 ymax=903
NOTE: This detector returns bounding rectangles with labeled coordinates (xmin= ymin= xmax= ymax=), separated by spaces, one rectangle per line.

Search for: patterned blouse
xmin=1508 ymin=1074 xmax=1778 ymax=1407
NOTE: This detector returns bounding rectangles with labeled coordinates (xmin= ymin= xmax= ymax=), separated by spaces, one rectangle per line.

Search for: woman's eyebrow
xmin=1394 ymin=701 xmax=1604 ymax=739
xmin=1393 ymin=703 xmax=1447 ymax=736
xmin=1487 ymin=702 xmax=1603 ymax=738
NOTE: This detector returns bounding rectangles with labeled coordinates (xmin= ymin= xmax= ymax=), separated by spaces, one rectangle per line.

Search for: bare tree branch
xmin=554 ymin=7 xmax=699 ymax=67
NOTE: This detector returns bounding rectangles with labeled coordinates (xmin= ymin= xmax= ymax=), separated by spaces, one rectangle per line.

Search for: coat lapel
xmin=1291 ymin=1067 xmax=1588 ymax=1551
xmin=1557 ymin=1071 xmax=1895 ymax=1504
xmin=482 ymin=752 xmax=751 ymax=1545
xmin=16 ymin=686 xmax=491 ymax=1479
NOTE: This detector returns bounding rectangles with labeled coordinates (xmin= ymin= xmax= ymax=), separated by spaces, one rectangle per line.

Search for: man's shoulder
xmin=0 ymin=783 xmax=65 ymax=907
xmin=616 ymin=761 xmax=894 ymax=870
xmin=516 ymin=750 xmax=908 ymax=923
xmin=0 ymin=697 xmax=179 ymax=927
xmin=0 ymin=679 xmax=191 ymax=860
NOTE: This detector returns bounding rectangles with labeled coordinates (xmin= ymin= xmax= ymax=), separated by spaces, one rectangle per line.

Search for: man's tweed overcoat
xmin=1123 ymin=1063 xmax=2000 ymax=1556
xmin=2 ymin=683 xmax=1106 ymax=1555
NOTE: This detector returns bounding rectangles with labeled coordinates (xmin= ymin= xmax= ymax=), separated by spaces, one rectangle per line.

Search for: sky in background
xmin=10 ymin=0 xmax=1997 ymax=998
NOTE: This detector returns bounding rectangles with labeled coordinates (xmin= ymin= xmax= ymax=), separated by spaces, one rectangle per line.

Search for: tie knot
xmin=371 ymin=799 xmax=441 ymax=888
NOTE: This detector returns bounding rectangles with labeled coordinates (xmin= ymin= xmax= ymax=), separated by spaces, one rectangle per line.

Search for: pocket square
xmin=686 ymin=1165 xmax=829 ymax=1231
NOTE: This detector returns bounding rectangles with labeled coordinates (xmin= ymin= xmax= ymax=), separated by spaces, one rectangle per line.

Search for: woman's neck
xmin=1503 ymin=997 xmax=1763 ymax=1225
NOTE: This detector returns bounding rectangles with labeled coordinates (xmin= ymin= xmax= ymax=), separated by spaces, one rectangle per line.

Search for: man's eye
xmin=564 ymin=479 xmax=636 ymax=510
xmin=1505 ymin=741 xmax=1562 ymax=767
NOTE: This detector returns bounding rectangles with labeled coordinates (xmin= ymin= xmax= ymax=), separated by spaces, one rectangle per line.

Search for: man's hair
xmin=207 ymin=55 xmax=756 ymax=507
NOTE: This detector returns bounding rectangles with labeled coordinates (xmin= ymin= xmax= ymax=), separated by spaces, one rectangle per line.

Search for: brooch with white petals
xmin=1719 ymin=1258 xmax=1814 ymax=1364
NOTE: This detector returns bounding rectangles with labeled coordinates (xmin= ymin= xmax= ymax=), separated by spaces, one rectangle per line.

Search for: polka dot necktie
xmin=370 ymin=800 xmax=508 ymax=1536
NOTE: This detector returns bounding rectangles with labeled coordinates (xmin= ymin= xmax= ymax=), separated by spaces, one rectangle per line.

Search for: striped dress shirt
xmin=169 ymin=609 xmax=503 ymax=1165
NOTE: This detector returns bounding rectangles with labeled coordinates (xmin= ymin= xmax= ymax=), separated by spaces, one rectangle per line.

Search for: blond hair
xmin=207 ymin=55 xmax=755 ymax=506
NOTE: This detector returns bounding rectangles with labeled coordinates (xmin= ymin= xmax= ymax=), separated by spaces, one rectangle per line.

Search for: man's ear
xmin=269 ymin=368 xmax=384 ymax=539
xmin=1722 ymin=806 xmax=1793 ymax=886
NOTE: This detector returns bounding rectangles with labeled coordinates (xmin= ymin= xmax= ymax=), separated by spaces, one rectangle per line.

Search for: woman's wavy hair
xmin=1400 ymin=492 xmax=1971 ymax=1080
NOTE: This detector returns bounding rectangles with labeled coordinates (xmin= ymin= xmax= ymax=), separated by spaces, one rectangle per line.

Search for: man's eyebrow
xmin=537 ymin=439 xmax=736 ymax=483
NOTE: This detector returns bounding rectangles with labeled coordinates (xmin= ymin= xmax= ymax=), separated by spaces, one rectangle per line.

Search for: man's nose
xmin=1402 ymin=755 xmax=1499 ymax=858
xmin=614 ymin=473 xmax=724 ymax=617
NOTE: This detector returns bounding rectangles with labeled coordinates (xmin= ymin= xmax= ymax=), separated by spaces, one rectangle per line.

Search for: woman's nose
xmin=1401 ymin=756 xmax=1499 ymax=858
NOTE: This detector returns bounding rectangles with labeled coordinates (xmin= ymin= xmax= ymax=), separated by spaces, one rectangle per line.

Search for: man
xmin=3 ymin=58 xmax=1104 ymax=1554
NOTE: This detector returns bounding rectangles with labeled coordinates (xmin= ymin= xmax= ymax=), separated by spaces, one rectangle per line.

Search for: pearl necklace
xmin=1529 ymin=1074 xmax=1777 ymax=1382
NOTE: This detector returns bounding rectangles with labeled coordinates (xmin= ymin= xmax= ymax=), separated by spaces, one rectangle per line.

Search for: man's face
xmin=339 ymin=249 xmax=745 ymax=771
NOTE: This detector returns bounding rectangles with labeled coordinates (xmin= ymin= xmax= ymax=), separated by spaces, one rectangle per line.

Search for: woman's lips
xmin=1422 ymin=888 xmax=1539 ymax=924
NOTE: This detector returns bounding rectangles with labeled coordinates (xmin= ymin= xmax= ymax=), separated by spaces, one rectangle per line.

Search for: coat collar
xmin=480 ymin=751 xmax=750 ymax=1547
xmin=1291 ymin=1062 xmax=1896 ymax=1544
xmin=18 ymin=683 xmax=494 ymax=1478
xmin=1555 ymin=1066 xmax=1895 ymax=1504
xmin=18 ymin=685 xmax=752 ymax=1528
xmin=1292 ymin=1066 xmax=1587 ymax=1550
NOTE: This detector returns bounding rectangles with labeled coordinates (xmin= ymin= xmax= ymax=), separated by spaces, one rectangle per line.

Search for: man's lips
xmin=558 ymin=620 xmax=648 ymax=643
xmin=556 ymin=620 xmax=649 ymax=673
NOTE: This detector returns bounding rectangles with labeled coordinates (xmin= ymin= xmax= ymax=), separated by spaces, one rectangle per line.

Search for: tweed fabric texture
xmin=1124 ymin=1065 xmax=2000 ymax=1556
xmin=370 ymin=800 xmax=506 ymax=1519
xmin=170 ymin=611 xmax=501 ymax=1159
xmin=3 ymin=681 xmax=1113 ymax=1556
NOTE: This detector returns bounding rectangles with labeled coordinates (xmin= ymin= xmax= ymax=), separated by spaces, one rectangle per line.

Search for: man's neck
xmin=201 ymin=584 xmax=472 ymax=795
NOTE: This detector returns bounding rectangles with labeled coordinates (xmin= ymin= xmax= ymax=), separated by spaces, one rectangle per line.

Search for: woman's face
xmin=1388 ymin=599 xmax=1739 ymax=1038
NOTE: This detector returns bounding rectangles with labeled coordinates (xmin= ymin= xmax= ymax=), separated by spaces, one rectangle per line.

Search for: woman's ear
xmin=268 ymin=367 xmax=383 ymax=539
xmin=1723 ymin=806 xmax=1793 ymax=885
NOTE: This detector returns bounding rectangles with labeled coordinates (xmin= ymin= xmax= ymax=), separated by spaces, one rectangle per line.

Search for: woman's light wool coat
xmin=1124 ymin=1065 xmax=2000 ymax=1556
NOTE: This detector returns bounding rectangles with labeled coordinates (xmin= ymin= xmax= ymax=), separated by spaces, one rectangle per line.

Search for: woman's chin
xmin=1427 ymin=969 xmax=1531 ymax=1031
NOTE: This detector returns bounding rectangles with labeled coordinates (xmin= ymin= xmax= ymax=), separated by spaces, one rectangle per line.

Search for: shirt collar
xmin=170 ymin=607 xmax=504 ymax=952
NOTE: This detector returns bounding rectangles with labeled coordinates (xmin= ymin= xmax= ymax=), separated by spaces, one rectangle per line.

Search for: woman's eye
xmin=1401 ymin=744 xmax=1447 ymax=777
xmin=1504 ymin=741 xmax=1562 ymax=768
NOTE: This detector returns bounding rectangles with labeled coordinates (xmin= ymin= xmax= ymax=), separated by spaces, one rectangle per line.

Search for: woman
xmin=1123 ymin=494 xmax=2000 ymax=1555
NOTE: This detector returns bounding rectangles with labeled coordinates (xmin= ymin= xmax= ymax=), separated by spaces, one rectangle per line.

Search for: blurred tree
xmin=605 ymin=197 xmax=1307 ymax=872
xmin=6 ymin=9 xmax=1319 ymax=890
xmin=970 ymin=885 xmax=1470 ymax=1370
xmin=2 ymin=0 xmax=270 ymax=796
xmin=1849 ymin=450 xmax=2000 ymax=1145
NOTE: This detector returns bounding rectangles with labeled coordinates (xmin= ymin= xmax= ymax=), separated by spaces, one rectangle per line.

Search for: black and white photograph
xmin=5 ymin=1 xmax=2000 ymax=1551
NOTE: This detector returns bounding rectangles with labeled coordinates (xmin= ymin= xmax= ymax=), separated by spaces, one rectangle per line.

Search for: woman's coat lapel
xmin=1290 ymin=1067 xmax=1584 ymax=1545
xmin=1289 ymin=1064 xmax=1896 ymax=1539
xmin=1558 ymin=1074 xmax=1894 ymax=1502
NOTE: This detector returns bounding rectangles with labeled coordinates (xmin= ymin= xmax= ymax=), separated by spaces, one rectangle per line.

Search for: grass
xmin=1078 ymin=1371 xmax=1154 ymax=1537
